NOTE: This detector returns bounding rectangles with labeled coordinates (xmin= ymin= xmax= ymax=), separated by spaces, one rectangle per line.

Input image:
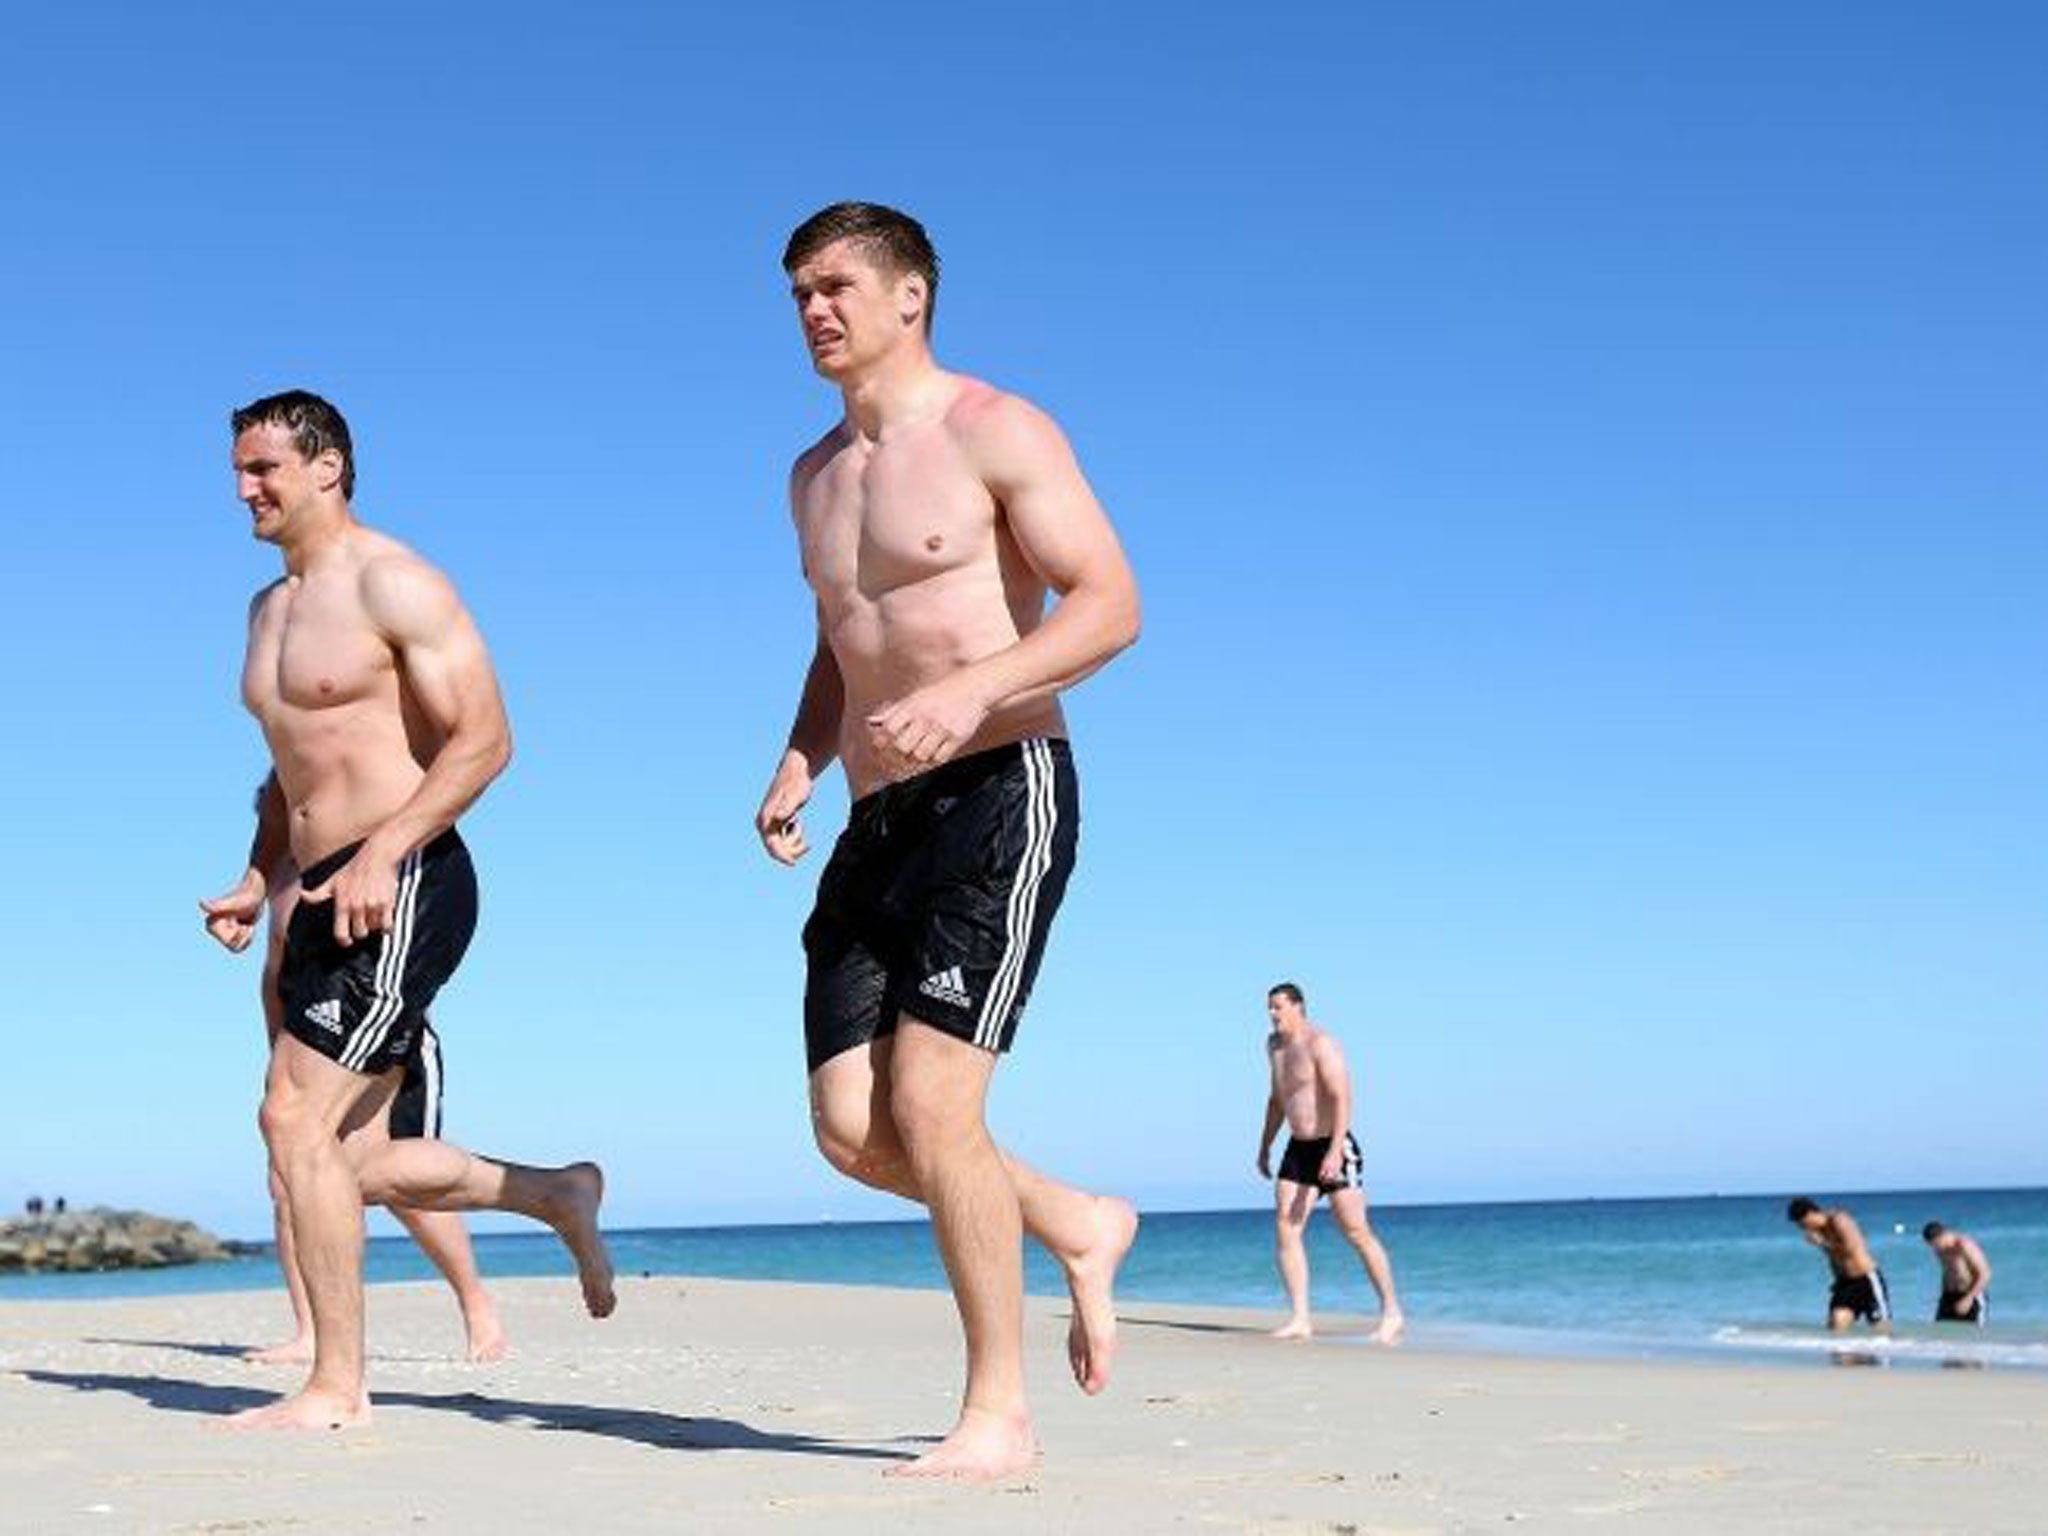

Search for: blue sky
xmin=1 ymin=3 xmax=2041 ymax=1239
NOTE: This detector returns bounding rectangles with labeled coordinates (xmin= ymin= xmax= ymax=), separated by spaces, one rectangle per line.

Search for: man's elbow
xmin=483 ymin=725 xmax=514 ymax=783
xmin=1105 ymin=584 xmax=1142 ymax=657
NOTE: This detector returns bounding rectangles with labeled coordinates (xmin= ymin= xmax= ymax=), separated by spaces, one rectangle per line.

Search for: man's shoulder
xmin=353 ymin=531 xmax=464 ymax=630
xmin=944 ymin=375 xmax=1057 ymax=447
xmin=248 ymin=576 xmax=289 ymax=616
xmin=791 ymin=421 xmax=848 ymax=485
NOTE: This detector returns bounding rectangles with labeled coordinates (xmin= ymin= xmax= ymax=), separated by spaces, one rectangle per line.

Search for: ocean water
xmin=7 ymin=1187 xmax=2044 ymax=1369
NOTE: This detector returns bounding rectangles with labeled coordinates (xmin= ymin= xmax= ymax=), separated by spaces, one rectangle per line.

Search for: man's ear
xmin=313 ymin=447 xmax=345 ymax=496
xmin=899 ymin=273 xmax=927 ymax=328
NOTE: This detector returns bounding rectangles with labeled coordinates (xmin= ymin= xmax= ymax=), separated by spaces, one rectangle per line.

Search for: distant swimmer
xmin=1256 ymin=983 xmax=1404 ymax=1344
xmin=756 ymin=202 xmax=1142 ymax=1479
xmin=200 ymin=390 xmax=612 ymax=1432
xmin=1786 ymin=1197 xmax=1890 ymax=1332
xmin=1922 ymin=1222 xmax=1991 ymax=1325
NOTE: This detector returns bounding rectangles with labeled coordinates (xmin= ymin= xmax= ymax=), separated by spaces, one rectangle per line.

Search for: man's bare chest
xmin=801 ymin=444 xmax=1000 ymax=599
xmin=244 ymin=585 xmax=394 ymax=718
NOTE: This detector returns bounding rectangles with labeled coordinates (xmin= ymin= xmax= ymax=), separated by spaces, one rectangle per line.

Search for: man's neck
xmin=277 ymin=502 xmax=357 ymax=578
xmin=838 ymin=348 xmax=948 ymax=442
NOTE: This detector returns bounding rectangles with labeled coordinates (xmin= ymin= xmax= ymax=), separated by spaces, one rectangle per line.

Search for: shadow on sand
xmin=19 ymin=1370 xmax=912 ymax=1462
xmin=84 ymin=1336 xmax=261 ymax=1361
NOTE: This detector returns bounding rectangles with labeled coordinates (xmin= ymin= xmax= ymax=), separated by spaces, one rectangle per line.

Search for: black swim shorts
xmin=1828 ymin=1270 xmax=1891 ymax=1325
xmin=1935 ymin=1289 xmax=1986 ymax=1325
xmin=803 ymin=738 xmax=1079 ymax=1072
xmin=1277 ymin=1133 xmax=1364 ymax=1194
xmin=279 ymin=831 xmax=478 ymax=1078
xmin=388 ymin=1024 xmax=445 ymax=1140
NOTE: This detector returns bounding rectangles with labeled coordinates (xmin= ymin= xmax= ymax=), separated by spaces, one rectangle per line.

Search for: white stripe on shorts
xmin=974 ymin=740 xmax=1057 ymax=1049
xmin=341 ymin=849 xmax=423 ymax=1072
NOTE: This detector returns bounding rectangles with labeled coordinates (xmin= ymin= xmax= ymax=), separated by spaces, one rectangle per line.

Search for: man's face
xmin=232 ymin=423 xmax=327 ymax=544
xmin=1797 ymin=1212 xmax=1827 ymax=1237
xmin=788 ymin=238 xmax=919 ymax=379
xmin=1267 ymin=993 xmax=1303 ymax=1031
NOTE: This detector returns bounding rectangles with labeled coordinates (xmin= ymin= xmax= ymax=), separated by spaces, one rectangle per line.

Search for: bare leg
xmin=352 ymin=1137 xmax=613 ymax=1320
xmin=390 ymin=1205 xmax=508 ymax=1361
xmin=1328 ymin=1188 xmax=1404 ymax=1344
xmin=811 ymin=1036 xmax=1137 ymax=1395
xmin=243 ymin=1162 xmax=316 ymax=1365
xmin=1271 ymin=1181 xmax=1315 ymax=1339
xmin=246 ymin=915 xmax=315 ymax=1366
xmin=225 ymin=1038 xmax=386 ymax=1431
xmin=879 ymin=1022 xmax=1036 ymax=1479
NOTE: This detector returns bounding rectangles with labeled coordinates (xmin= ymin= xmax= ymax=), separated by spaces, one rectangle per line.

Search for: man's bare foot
xmin=1062 ymin=1196 xmax=1138 ymax=1395
xmin=219 ymin=1386 xmax=371 ymax=1433
xmin=463 ymin=1303 xmax=510 ymax=1363
xmin=1270 ymin=1318 xmax=1313 ymax=1340
xmin=1372 ymin=1311 xmax=1406 ymax=1345
xmin=886 ymin=1407 xmax=1038 ymax=1481
xmin=546 ymin=1162 xmax=615 ymax=1318
xmin=242 ymin=1335 xmax=314 ymax=1366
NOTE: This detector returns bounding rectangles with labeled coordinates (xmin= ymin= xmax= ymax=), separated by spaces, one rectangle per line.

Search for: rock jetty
xmin=0 ymin=1208 xmax=237 ymax=1273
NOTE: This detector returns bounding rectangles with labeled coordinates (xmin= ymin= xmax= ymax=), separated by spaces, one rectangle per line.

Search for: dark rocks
xmin=0 ymin=1208 xmax=233 ymax=1273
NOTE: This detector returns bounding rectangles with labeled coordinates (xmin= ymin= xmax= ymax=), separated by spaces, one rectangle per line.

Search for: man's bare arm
xmin=867 ymin=396 xmax=1140 ymax=767
xmin=306 ymin=556 xmax=511 ymax=943
xmin=1257 ymin=1089 xmax=1285 ymax=1175
xmin=1313 ymin=1036 xmax=1353 ymax=1181
xmin=757 ymin=603 xmax=845 ymax=866
xmin=1960 ymin=1236 xmax=1992 ymax=1298
xmin=199 ymin=772 xmax=291 ymax=953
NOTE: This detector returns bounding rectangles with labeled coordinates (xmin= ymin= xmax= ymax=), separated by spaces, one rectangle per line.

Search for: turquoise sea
xmin=7 ymin=1187 xmax=2044 ymax=1370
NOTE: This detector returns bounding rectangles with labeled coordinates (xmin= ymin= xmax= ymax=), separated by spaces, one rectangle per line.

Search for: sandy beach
xmin=2 ymin=1275 xmax=2043 ymax=1533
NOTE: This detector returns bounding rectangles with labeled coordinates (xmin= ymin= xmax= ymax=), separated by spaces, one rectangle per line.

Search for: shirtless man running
xmin=207 ymin=786 xmax=506 ymax=1366
xmin=756 ymin=202 xmax=1141 ymax=1479
xmin=1786 ymin=1196 xmax=1890 ymax=1332
xmin=201 ymin=389 xmax=612 ymax=1431
xmin=1256 ymin=983 xmax=1404 ymax=1344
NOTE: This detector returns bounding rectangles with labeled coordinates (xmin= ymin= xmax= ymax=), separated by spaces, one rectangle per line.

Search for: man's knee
xmin=809 ymin=1074 xmax=900 ymax=1185
xmin=257 ymin=1083 xmax=316 ymax=1152
xmin=887 ymin=1068 xmax=982 ymax=1157
xmin=811 ymin=1112 xmax=867 ymax=1179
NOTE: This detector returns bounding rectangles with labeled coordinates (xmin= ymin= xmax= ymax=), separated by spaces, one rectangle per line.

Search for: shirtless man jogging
xmin=1256 ymin=983 xmax=1404 ymax=1344
xmin=1922 ymin=1221 xmax=1992 ymax=1325
xmin=207 ymin=798 xmax=506 ymax=1366
xmin=201 ymin=390 xmax=612 ymax=1431
xmin=1786 ymin=1196 xmax=1890 ymax=1332
xmin=756 ymin=203 xmax=1141 ymax=1479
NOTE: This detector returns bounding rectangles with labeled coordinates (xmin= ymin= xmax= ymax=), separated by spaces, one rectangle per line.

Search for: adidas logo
xmin=917 ymin=966 xmax=972 ymax=1009
xmin=303 ymin=999 xmax=344 ymax=1035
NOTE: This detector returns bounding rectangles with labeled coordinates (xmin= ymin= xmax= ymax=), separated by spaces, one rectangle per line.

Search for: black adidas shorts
xmin=1828 ymin=1270 xmax=1891 ymax=1325
xmin=279 ymin=831 xmax=478 ymax=1078
xmin=1278 ymin=1133 xmax=1364 ymax=1194
xmin=803 ymin=738 xmax=1079 ymax=1072
xmin=389 ymin=1024 xmax=444 ymax=1140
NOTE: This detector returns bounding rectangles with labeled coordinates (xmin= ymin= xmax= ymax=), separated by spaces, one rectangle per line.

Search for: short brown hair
xmin=232 ymin=389 xmax=355 ymax=499
xmin=783 ymin=202 xmax=940 ymax=332
xmin=1268 ymin=982 xmax=1305 ymax=1006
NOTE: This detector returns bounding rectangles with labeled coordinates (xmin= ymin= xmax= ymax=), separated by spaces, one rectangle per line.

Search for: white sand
xmin=3 ymin=1276 xmax=2044 ymax=1533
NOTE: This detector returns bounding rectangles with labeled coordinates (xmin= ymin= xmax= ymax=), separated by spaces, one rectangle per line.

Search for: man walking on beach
xmin=756 ymin=202 xmax=1142 ymax=1479
xmin=1922 ymin=1222 xmax=1991 ymax=1324
xmin=1256 ymin=983 xmax=1404 ymax=1344
xmin=200 ymin=389 xmax=613 ymax=1431
xmin=205 ymin=799 xmax=506 ymax=1366
xmin=1786 ymin=1197 xmax=1889 ymax=1332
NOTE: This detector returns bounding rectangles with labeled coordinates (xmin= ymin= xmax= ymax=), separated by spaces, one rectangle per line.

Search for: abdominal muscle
xmin=265 ymin=696 xmax=433 ymax=870
xmin=827 ymin=567 xmax=1066 ymax=797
